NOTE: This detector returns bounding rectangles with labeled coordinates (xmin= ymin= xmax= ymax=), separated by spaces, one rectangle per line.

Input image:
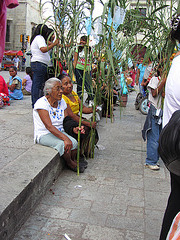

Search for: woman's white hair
xmin=43 ymin=78 xmax=61 ymax=95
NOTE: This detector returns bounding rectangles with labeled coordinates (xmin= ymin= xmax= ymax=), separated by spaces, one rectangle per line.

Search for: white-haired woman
xmin=33 ymin=78 xmax=85 ymax=173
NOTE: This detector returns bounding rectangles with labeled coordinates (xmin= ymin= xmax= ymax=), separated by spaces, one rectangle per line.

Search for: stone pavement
xmin=5 ymin=88 xmax=170 ymax=240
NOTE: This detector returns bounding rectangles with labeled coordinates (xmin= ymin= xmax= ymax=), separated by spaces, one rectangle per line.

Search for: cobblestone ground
xmin=13 ymin=90 xmax=170 ymax=240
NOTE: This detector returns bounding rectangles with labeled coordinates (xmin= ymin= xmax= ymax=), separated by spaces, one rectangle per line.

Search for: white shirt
xmin=13 ymin=57 xmax=19 ymax=63
xmin=33 ymin=96 xmax=67 ymax=143
xmin=31 ymin=35 xmax=50 ymax=65
xmin=163 ymin=55 xmax=180 ymax=127
xmin=148 ymin=76 xmax=161 ymax=110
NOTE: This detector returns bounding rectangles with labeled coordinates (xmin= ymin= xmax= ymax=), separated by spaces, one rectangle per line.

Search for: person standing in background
xmin=136 ymin=57 xmax=147 ymax=96
xmin=13 ymin=55 xmax=20 ymax=70
xmin=30 ymin=24 xmax=59 ymax=108
xmin=73 ymin=36 xmax=93 ymax=104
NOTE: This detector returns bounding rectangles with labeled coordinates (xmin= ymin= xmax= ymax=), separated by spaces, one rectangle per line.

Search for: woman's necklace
xmin=50 ymin=103 xmax=63 ymax=120
xmin=44 ymin=98 xmax=63 ymax=120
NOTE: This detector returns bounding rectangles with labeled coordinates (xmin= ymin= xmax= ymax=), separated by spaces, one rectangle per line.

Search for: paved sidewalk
xmin=12 ymin=90 xmax=171 ymax=240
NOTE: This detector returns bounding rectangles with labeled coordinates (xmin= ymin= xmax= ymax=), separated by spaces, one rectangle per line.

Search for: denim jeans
xmin=31 ymin=61 xmax=48 ymax=108
xmin=146 ymin=114 xmax=162 ymax=165
xmin=75 ymin=68 xmax=93 ymax=100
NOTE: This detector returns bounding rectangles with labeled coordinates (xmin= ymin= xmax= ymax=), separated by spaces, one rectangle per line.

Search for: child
xmin=142 ymin=64 xmax=166 ymax=170
xmin=22 ymin=67 xmax=32 ymax=95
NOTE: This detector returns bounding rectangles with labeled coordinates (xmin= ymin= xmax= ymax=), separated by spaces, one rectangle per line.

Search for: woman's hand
xmin=63 ymin=137 xmax=73 ymax=154
xmin=73 ymin=126 xmax=85 ymax=134
xmin=8 ymin=83 xmax=16 ymax=92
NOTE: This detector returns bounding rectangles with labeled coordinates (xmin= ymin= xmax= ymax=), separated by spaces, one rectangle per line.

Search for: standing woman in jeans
xmin=30 ymin=24 xmax=59 ymax=108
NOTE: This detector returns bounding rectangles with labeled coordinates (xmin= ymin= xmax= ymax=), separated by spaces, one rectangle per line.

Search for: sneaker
xmin=145 ymin=164 xmax=160 ymax=171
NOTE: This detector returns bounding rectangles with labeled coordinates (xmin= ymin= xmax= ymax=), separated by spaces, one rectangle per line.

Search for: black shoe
xmin=79 ymin=161 xmax=88 ymax=169
xmin=67 ymin=165 xmax=85 ymax=173
xmin=79 ymin=156 xmax=88 ymax=168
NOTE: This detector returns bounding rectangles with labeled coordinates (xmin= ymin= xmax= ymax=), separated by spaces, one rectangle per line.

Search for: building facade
xmin=5 ymin=0 xmax=42 ymax=52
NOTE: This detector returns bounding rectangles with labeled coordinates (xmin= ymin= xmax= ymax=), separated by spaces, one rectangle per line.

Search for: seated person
xmin=7 ymin=66 xmax=23 ymax=100
xmin=33 ymin=77 xmax=86 ymax=173
xmin=0 ymin=75 xmax=9 ymax=107
xmin=58 ymin=74 xmax=99 ymax=158
xmin=22 ymin=67 xmax=32 ymax=95
xmin=0 ymin=75 xmax=9 ymax=95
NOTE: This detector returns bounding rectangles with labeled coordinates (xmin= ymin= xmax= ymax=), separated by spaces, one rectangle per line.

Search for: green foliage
xmin=39 ymin=0 xmax=179 ymax=167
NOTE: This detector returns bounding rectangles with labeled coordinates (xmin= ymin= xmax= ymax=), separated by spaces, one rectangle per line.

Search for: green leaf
xmin=107 ymin=48 xmax=115 ymax=76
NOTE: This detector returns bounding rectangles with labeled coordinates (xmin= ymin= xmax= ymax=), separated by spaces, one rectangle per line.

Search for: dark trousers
xmin=159 ymin=173 xmax=180 ymax=239
xmin=75 ymin=68 xmax=93 ymax=100
xmin=31 ymin=61 xmax=48 ymax=108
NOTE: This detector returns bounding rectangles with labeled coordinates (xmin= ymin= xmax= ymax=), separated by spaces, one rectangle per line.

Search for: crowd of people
xmin=1 ymin=14 xmax=180 ymax=238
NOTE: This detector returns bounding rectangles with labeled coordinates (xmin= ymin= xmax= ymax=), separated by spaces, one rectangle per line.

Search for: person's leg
xmin=39 ymin=133 xmax=79 ymax=168
xmin=84 ymin=71 xmax=93 ymax=101
xmin=160 ymin=173 xmax=180 ymax=240
xmin=31 ymin=62 xmax=48 ymax=108
xmin=75 ymin=68 xmax=83 ymax=98
xmin=146 ymin=116 xmax=161 ymax=166
xmin=139 ymin=83 xmax=145 ymax=96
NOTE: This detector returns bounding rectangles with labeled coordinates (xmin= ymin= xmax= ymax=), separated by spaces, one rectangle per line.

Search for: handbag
xmin=5 ymin=0 xmax=19 ymax=9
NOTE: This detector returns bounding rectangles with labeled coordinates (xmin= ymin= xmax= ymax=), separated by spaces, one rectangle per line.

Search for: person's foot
xmin=67 ymin=164 xmax=85 ymax=173
xmin=79 ymin=156 xmax=88 ymax=168
xmin=145 ymin=164 xmax=160 ymax=171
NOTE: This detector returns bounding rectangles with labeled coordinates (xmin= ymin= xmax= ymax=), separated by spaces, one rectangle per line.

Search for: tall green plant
xmin=39 ymin=0 xmax=179 ymax=174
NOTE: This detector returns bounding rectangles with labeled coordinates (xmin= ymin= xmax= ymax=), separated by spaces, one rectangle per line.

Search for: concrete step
xmin=0 ymin=144 xmax=63 ymax=240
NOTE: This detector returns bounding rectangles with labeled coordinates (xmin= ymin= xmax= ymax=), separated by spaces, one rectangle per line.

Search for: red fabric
xmin=0 ymin=0 xmax=19 ymax=63
xmin=130 ymin=70 xmax=137 ymax=87
xmin=0 ymin=0 xmax=7 ymax=63
xmin=5 ymin=0 xmax=19 ymax=8
xmin=0 ymin=75 xmax=9 ymax=95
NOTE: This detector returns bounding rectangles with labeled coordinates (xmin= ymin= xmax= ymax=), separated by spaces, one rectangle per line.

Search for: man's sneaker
xmin=145 ymin=164 xmax=160 ymax=171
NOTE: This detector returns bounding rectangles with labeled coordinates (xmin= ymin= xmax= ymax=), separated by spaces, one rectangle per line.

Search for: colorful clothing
xmin=138 ymin=63 xmax=147 ymax=96
xmin=62 ymin=91 xmax=79 ymax=115
xmin=23 ymin=74 xmax=32 ymax=93
xmin=0 ymin=75 xmax=9 ymax=95
xmin=0 ymin=0 xmax=6 ymax=64
xmin=75 ymin=48 xmax=92 ymax=71
xmin=8 ymin=75 xmax=23 ymax=100
xmin=138 ymin=63 xmax=147 ymax=84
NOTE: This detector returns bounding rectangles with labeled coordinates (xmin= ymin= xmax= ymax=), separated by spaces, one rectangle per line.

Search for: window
xmin=6 ymin=20 xmax=11 ymax=42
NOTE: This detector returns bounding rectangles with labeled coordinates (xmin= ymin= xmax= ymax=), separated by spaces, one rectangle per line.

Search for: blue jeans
xmin=31 ymin=61 xmax=48 ymax=108
xmin=75 ymin=68 xmax=93 ymax=100
xmin=146 ymin=115 xmax=162 ymax=165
